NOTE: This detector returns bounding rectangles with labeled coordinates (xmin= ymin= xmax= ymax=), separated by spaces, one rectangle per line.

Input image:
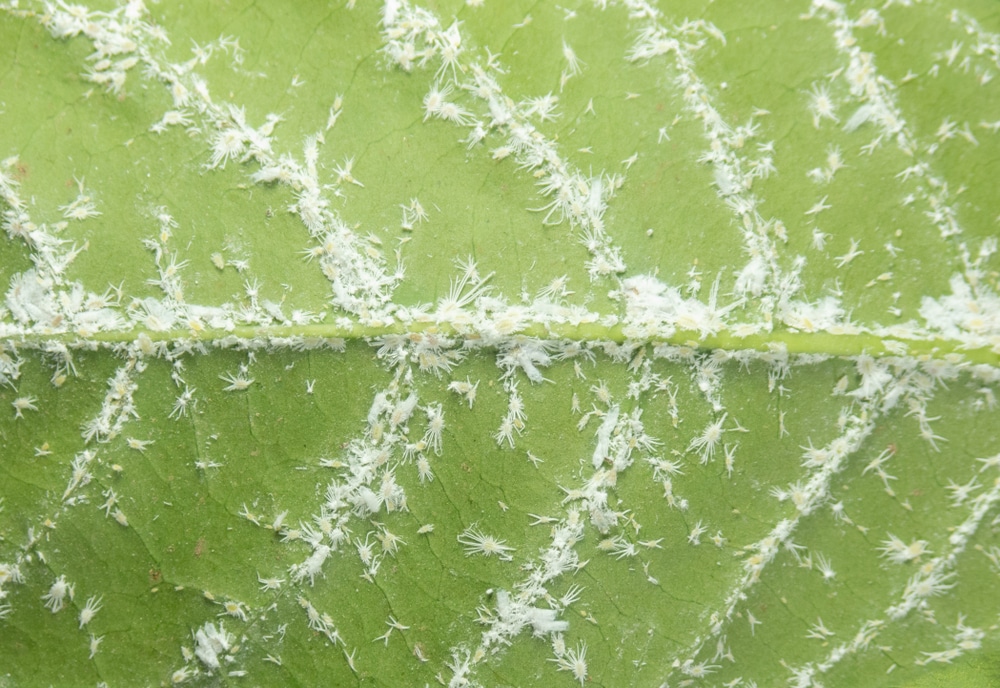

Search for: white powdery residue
xmin=804 ymin=3 xmax=910 ymax=148
xmin=78 ymin=594 xmax=104 ymax=628
xmin=381 ymin=0 xmax=628 ymax=282
xmin=849 ymin=354 xmax=893 ymax=402
xmin=38 ymin=0 xmax=170 ymax=96
xmin=139 ymin=210 xmax=279 ymax=335
xmin=376 ymin=331 xmax=465 ymax=378
xmin=448 ymin=376 xmax=479 ymax=408
xmin=651 ymin=346 xmax=735 ymax=414
xmin=0 ymin=559 xmax=25 ymax=621
xmin=399 ymin=196 xmax=428 ymax=230
xmin=171 ymin=96 xmax=397 ymax=326
xmin=919 ymin=240 xmax=1000 ymax=345
xmin=190 ymin=621 xmax=236 ymax=672
xmin=249 ymin=135 xmax=400 ymax=323
xmin=394 ymin=257 xmax=611 ymax=354
xmin=578 ymin=400 xmax=658 ymax=529
xmin=393 ymin=260 xmax=610 ymax=453
xmin=687 ymin=412 xmax=728 ymax=464
xmin=487 ymin=586 xmax=571 ymax=641
xmin=497 ymin=338 xmax=554 ymax=385
xmin=0 ymin=162 xmax=58 ymax=269
xmin=444 ymin=379 xmax=661 ymax=687
xmin=787 ymin=463 xmax=1000 ymax=685
xmin=780 ymin=297 xmax=846 ymax=334
xmin=60 ymin=177 xmax=101 ymax=222
xmin=282 ymin=357 xmax=431 ymax=585
xmin=915 ymin=616 xmax=986 ymax=666
xmin=560 ymin=39 xmax=585 ymax=90
xmin=493 ymin=376 xmax=531 ymax=448
xmin=806 ymin=2 xmax=969 ymax=243
xmin=806 ymin=145 xmax=847 ymax=185
xmin=945 ymin=9 xmax=1000 ymax=85
xmin=0 ymin=339 xmax=23 ymax=389
xmin=36 ymin=1 xmax=399 ymax=325
xmin=663 ymin=353 xmax=948 ymax=684
xmin=425 ymin=257 xmax=495 ymax=330
xmin=886 ymin=470 xmax=1000 ymax=620
xmin=620 ymin=273 xmax=743 ymax=341
xmin=457 ymin=525 xmax=515 ymax=561
xmin=298 ymin=596 xmax=343 ymax=646
xmin=1 ymin=160 xmax=127 ymax=338
xmin=61 ymin=449 xmax=97 ymax=504
xmin=5 ymin=269 xmax=64 ymax=332
xmin=448 ymin=512 xmax=584 ymax=684
xmin=138 ymin=210 xmax=199 ymax=332
xmin=79 ymin=351 xmax=141 ymax=444
xmin=862 ymin=445 xmax=899 ymax=496
xmin=284 ymin=474 xmax=356 ymax=586
xmin=422 ymin=402 xmax=445 ymax=455
xmin=591 ymin=403 xmax=619 ymax=468
xmin=14 ymin=81 xmax=617 ymax=342
xmin=615 ymin=0 xmax=804 ymax=324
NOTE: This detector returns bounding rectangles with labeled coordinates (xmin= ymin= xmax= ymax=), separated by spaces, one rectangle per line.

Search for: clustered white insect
xmin=2 ymin=1 xmax=998 ymax=686
xmin=549 ymin=639 xmax=588 ymax=686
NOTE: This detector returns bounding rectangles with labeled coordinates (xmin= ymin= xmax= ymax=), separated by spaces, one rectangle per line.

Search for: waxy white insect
xmin=11 ymin=396 xmax=38 ymax=419
xmin=42 ymin=575 xmax=74 ymax=613
xmin=78 ymin=595 xmax=103 ymax=628
xmin=220 ymin=366 xmax=254 ymax=392
xmin=457 ymin=525 xmax=514 ymax=560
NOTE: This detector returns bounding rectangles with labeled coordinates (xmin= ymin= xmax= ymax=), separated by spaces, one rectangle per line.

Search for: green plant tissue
xmin=0 ymin=0 xmax=999 ymax=686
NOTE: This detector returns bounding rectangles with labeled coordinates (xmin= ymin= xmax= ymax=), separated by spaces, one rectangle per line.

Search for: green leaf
xmin=1 ymin=0 xmax=999 ymax=686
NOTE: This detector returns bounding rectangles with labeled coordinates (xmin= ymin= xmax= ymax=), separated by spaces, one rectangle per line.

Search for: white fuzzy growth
xmin=808 ymin=82 xmax=839 ymax=128
xmin=422 ymin=403 xmax=445 ymax=455
xmin=0 ymin=562 xmax=24 ymax=587
xmin=688 ymin=413 xmax=727 ymax=463
xmin=219 ymin=367 xmax=254 ymax=392
xmin=621 ymin=274 xmax=739 ymax=340
xmin=62 ymin=450 xmax=96 ymax=502
xmin=380 ymin=3 xmax=626 ymax=280
xmin=78 ymin=595 xmax=103 ymax=628
xmin=291 ymin=544 xmax=331 ymax=585
xmin=390 ymin=393 xmax=419 ymax=429
xmin=842 ymin=104 xmax=876 ymax=135
xmin=80 ymin=361 xmax=140 ymax=444
xmin=447 ymin=377 xmax=478 ymax=408
xmin=42 ymin=575 xmax=74 ymax=613
xmin=780 ymin=297 xmax=844 ymax=333
xmin=416 ymin=455 xmax=434 ymax=483
xmin=495 ymin=590 xmax=568 ymax=636
xmin=193 ymin=622 xmax=234 ymax=671
xmin=850 ymin=355 xmax=891 ymax=400
xmin=11 ymin=395 xmax=38 ymax=419
xmin=550 ymin=639 xmax=588 ymax=686
xmin=878 ymin=534 xmax=929 ymax=564
xmin=355 ymin=486 xmax=383 ymax=515
xmin=457 ymin=525 xmax=514 ymax=560
xmin=920 ymin=273 xmax=1000 ymax=341
xmin=591 ymin=404 xmax=619 ymax=468
xmin=2 ymin=3 xmax=999 ymax=688
xmin=367 ymin=391 xmax=390 ymax=426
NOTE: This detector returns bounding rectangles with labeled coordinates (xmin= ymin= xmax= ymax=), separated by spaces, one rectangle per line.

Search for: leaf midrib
xmin=9 ymin=321 xmax=999 ymax=366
